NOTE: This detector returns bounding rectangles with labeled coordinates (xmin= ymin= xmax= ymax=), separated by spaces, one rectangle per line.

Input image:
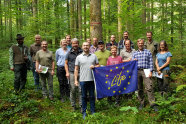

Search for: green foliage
xmin=120 ymin=106 xmax=138 ymax=114
xmin=176 ymin=85 xmax=186 ymax=92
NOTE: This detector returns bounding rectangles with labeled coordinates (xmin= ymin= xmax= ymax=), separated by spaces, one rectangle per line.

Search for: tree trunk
xmin=83 ymin=0 xmax=87 ymax=40
xmin=0 ymin=0 xmax=3 ymax=42
xmin=8 ymin=0 xmax=12 ymax=42
xmin=151 ymin=0 xmax=153 ymax=30
xmin=170 ymin=1 xmax=174 ymax=43
xmin=118 ymin=0 xmax=122 ymax=40
xmin=78 ymin=0 xmax=82 ymax=39
xmin=32 ymin=0 xmax=38 ymax=34
xmin=142 ymin=0 xmax=146 ymax=30
xmin=70 ymin=0 xmax=75 ymax=37
xmin=4 ymin=0 xmax=7 ymax=38
xmin=54 ymin=0 xmax=60 ymax=47
xmin=67 ymin=0 xmax=70 ymax=34
xmin=90 ymin=0 xmax=102 ymax=40
xmin=147 ymin=0 xmax=150 ymax=30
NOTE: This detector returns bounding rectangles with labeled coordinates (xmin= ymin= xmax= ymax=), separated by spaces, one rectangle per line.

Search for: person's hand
xmin=24 ymin=56 xmax=28 ymax=60
xmin=10 ymin=68 xmax=14 ymax=71
xmin=51 ymin=70 xmax=55 ymax=76
xmin=90 ymin=65 xmax=95 ymax=69
xmin=36 ymin=68 xmax=42 ymax=73
xmin=66 ymin=72 xmax=70 ymax=79
xmin=74 ymin=80 xmax=79 ymax=86
xmin=133 ymin=58 xmax=137 ymax=61
xmin=149 ymin=72 xmax=152 ymax=78
xmin=157 ymin=67 xmax=160 ymax=72
xmin=158 ymin=71 xmax=161 ymax=75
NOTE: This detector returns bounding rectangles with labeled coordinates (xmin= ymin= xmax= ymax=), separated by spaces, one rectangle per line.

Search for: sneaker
xmin=138 ymin=104 xmax=144 ymax=110
xmin=152 ymin=105 xmax=159 ymax=112
xmin=60 ymin=98 xmax=65 ymax=103
xmin=83 ymin=113 xmax=86 ymax=120
xmin=49 ymin=97 xmax=54 ymax=101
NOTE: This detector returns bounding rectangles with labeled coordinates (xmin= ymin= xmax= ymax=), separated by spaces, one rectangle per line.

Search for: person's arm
xmin=9 ymin=46 xmax=14 ymax=71
xmin=155 ymin=58 xmax=161 ymax=75
xmin=51 ymin=61 xmax=55 ymax=76
xmin=159 ymin=57 xmax=171 ymax=71
xmin=35 ymin=60 xmax=42 ymax=73
xmin=65 ymin=60 xmax=70 ymax=79
xmin=74 ymin=65 xmax=79 ymax=86
xmin=90 ymin=55 xmax=100 ymax=69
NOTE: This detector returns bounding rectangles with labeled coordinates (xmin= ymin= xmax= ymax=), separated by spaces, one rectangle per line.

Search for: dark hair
xmin=146 ymin=31 xmax=153 ymax=35
xmin=65 ymin=35 xmax=71 ymax=39
xmin=123 ymin=31 xmax=129 ymax=34
xmin=158 ymin=40 xmax=168 ymax=52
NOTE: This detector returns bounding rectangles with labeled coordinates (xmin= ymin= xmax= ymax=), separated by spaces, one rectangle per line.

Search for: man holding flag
xmin=74 ymin=42 xmax=99 ymax=119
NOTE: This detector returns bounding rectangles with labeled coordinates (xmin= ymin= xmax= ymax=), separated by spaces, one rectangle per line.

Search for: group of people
xmin=9 ymin=31 xmax=172 ymax=119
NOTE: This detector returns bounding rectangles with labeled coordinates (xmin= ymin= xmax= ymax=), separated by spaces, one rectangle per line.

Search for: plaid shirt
xmin=132 ymin=49 xmax=153 ymax=71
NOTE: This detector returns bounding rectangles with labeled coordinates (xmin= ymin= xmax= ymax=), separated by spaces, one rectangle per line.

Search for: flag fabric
xmin=93 ymin=60 xmax=138 ymax=99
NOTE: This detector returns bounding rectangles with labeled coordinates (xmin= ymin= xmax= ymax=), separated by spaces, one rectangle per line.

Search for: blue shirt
xmin=156 ymin=52 xmax=172 ymax=71
xmin=55 ymin=48 xmax=70 ymax=67
xmin=132 ymin=49 xmax=153 ymax=71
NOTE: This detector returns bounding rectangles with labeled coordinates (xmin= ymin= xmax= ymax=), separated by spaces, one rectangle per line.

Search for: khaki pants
xmin=138 ymin=70 xmax=155 ymax=106
xmin=39 ymin=71 xmax=53 ymax=98
xmin=69 ymin=73 xmax=82 ymax=107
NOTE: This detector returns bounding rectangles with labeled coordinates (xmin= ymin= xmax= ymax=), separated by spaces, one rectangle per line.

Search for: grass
xmin=0 ymin=48 xmax=185 ymax=124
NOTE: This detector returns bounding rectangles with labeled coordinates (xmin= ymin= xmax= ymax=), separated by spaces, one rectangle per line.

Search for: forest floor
xmin=0 ymin=48 xmax=185 ymax=124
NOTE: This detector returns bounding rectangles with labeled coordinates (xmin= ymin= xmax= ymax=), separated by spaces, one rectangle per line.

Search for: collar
xmin=82 ymin=52 xmax=91 ymax=56
xmin=70 ymin=47 xmax=82 ymax=53
xmin=147 ymin=40 xmax=154 ymax=44
xmin=34 ymin=43 xmax=41 ymax=46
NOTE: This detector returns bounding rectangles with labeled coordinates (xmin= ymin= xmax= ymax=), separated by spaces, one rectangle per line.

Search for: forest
xmin=0 ymin=0 xmax=185 ymax=123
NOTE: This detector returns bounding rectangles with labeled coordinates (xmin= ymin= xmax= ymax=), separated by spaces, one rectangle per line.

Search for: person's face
xmin=111 ymin=48 xmax=117 ymax=56
xmin=98 ymin=44 xmax=104 ymax=51
xmin=61 ymin=40 xmax=67 ymax=48
xmin=72 ymin=41 xmax=79 ymax=50
xmin=17 ymin=39 xmax=24 ymax=45
xmin=123 ymin=32 xmax=129 ymax=39
xmin=66 ymin=36 xmax=71 ymax=45
xmin=35 ymin=36 xmax=41 ymax=44
xmin=125 ymin=40 xmax=131 ymax=50
xmin=160 ymin=42 xmax=165 ymax=51
xmin=93 ymin=38 xmax=98 ymax=46
xmin=110 ymin=35 xmax=115 ymax=42
xmin=42 ymin=42 xmax=48 ymax=51
xmin=137 ymin=40 xmax=144 ymax=51
xmin=82 ymin=42 xmax=90 ymax=52
xmin=146 ymin=33 xmax=152 ymax=41
xmin=87 ymin=39 xmax=91 ymax=45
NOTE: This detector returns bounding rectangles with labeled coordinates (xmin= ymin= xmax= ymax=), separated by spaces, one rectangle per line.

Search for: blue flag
xmin=93 ymin=60 xmax=138 ymax=99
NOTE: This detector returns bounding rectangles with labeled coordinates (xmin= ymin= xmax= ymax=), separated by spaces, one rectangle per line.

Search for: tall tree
xmin=141 ymin=0 xmax=146 ymax=31
xmin=90 ymin=0 xmax=102 ymax=40
xmin=32 ymin=0 xmax=38 ymax=33
xmin=118 ymin=0 xmax=122 ymax=40
xmin=8 ymin=0 xmax=12 ymax=42
xmin=67 ymin=0 xmax=70 ymax=34
xmin=170 ymin=0 xmax=174 ymax=43
xmin=78 ymin=0 xmax=82 ymax=39
xmin=0 ymin=0 xmax=3 ymax=42
xmin=70 ymin=0 xmax=75 ymax=37
xmin=83 ymin=0 xmax=87 ymax=40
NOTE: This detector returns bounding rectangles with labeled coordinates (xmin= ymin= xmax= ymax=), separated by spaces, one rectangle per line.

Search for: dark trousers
xmin=32 ymin=62 xmax=40 ymax=86
xmin=57 ymin=66 xmax=69 ymax=99
xmin=157 ymin=70 xmax=170 ymax=93
xmin=80 ymin=81 xmax=95 ymax=114
xmin=14 ymin=64 xmax=27 ymax=92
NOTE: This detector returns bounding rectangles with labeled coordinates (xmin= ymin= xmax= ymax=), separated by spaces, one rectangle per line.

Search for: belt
xmin=138 ymin=68 xmax=145 ymax=70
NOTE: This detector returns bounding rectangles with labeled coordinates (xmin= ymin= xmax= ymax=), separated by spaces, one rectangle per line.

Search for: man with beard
xmin=9 ymin=34 xmax=31 ymax=94
xmin=66 ymin=35 xmax=72 ymax=49
xmin=118 ymin=31 xmax=134 ymax=55
xmin=106 ymin=35 xmax=118 ymax=51
xmin=89 ymin=37 xmax=99 ymax=53
xmin=30 ymin=34 xmax=42 ymax=91
xmin=36 ymin=41 xmax=55 ymax=100
xmin=75 ymin=42 xmax=99 ymax=119
xmin=65 ymin=38 xmax=83 ymax=111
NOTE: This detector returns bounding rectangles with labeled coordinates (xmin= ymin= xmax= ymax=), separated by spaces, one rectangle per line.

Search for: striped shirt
xmin=132 ymin=49 xmax=153 ymax=71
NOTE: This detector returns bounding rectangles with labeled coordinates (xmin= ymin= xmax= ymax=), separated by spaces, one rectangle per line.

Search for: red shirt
xmin=107 ymin=56 xmax=123 ymax=66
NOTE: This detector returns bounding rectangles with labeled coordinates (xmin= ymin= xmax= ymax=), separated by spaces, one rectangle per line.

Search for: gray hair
xmin=71 ymin=38 xmax=79 ymax=43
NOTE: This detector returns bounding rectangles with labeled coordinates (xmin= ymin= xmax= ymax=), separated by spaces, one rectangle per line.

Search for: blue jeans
xmin=32 ymin=62 xmax=40 ymax=86
xmin=80 ymin=81 xmax=95 ymax=114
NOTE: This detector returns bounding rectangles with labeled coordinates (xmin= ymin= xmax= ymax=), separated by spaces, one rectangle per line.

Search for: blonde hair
xmin=60 ymin=39 xmax=66 ymax=47
xmin=111 ymin=45 xmax=117 ymax=50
